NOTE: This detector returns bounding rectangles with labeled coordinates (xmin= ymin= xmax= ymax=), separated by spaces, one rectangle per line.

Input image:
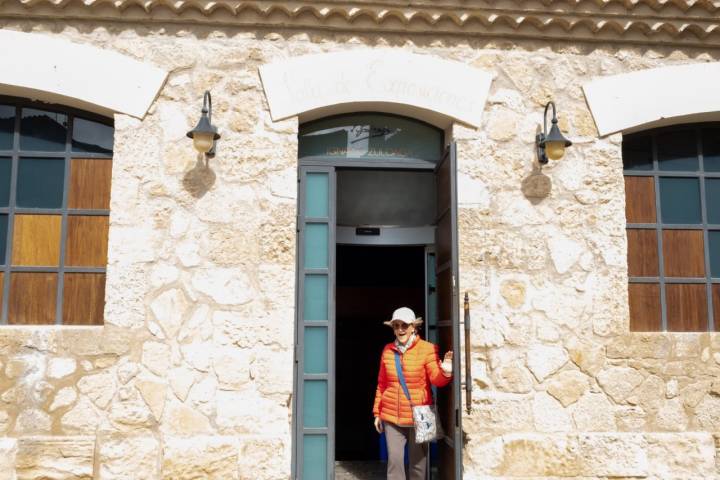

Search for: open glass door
xmin=294 ymin=166 xmax=336 ymax=479
xmin=434 ymin=142 xmax=462 ymax=479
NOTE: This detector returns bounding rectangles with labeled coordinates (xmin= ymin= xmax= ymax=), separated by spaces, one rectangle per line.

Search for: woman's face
xmin=392 ymin=321 xmax=415 ymax=344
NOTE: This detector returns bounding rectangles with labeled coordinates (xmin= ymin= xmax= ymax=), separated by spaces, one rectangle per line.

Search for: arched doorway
xmin=293 ymin=113 xmax=462 ymax=479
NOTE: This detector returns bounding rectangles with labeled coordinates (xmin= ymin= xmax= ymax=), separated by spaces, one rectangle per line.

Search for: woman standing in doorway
xmin=372 ymin=306 xmax=453 ymax=480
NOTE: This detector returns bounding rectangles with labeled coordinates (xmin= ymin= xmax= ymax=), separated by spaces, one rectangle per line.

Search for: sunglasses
xmin=392 ymin=323 xmax=411 ymax=330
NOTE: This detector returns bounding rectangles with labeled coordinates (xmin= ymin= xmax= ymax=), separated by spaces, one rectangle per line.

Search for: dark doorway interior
xmin=335 ymin=244 xmax=426 ymax=464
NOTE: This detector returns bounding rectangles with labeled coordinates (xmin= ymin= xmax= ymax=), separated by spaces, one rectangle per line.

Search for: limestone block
xmin=606 ymin=334 xmax=671 ymax=359
xmin=680 ymin=380 xmax=711 ymax=408
xmin=14 ymin=409 xmax=51 ymax=434
xmin=77 ymin=371 xmax=115 ymax=409
xmin=570 ymin=392 xmax=616 ymax=432
xmin=237 ymin=436 xmax=290 ymax=480
xmin=499 ymin=280 xmax=526 ymax=309
xmin=566 ymin=339 xmax=605 ymax=376
xmin=149 ymin=263 xmax=180 ymax=288
xmin=168 ymin=366 xmax=196 ymax=401
xmin=213 ymin=346 xmax=251 ymax=390
xmin=215 ymin=391 xmax=289 ymax=435
xmin=150 ymin=288 xmax=189 ymax=338
xmin=495 ymin=434 xmax=581 ymax=477
xmin=546 ymin=370 xmax=589 ymax=407
xmin=178 ymin=305 xmax=212 ymax=343
xmin=108 ymin=389 xmax=154 ymax=429
xmin=469 ymin=393 xmax=534 ymax=432
xmin=695 ymin=395 xmax=720 ymax=430
xmin=596 ymin=366 xmax=644 ymax=403
xmin=162 ymin=436 xmax=238 ymax=480
xmin=160 ymin=400 xmax=211 ymax=436
xmin=15 ymin=436 xmax=94 ymax=480
xmin=30 ymin=381 xmax=53 ymax=405
xmin=463 ymin=434 xmax=504 ymax=476
xmin=615 ymin=405 xmax=647 ymax=431
xmin=532 ymin=392 xmax=572 ymax=432
xmin=142 ymin=341 xmax=171 ymax=377
xmin=116 ymin=362 xmax=139 ymax=385
xmin=0 ymin=411 xmax=10 ymax=433
xmin=702 ymin=347 xmax=711 ymax=362
xmin=191 ymin=269 xmax=253 ymax=305
xmin=457 ymin=173 xmax=490 ymax=209
xmin=487 ymin=87 xmax=524 ymax=111
xmin=627 ymin=374 xmax=665 ymax=411
xmin=98 ymin=434 xmax=160 ymax=480
xmin=492 ymin=362 xmax=534 ymax=394
xmin=61 ymin=396 xmax=101 ymax=433
xmin=536 ymin=319 xmax=560 ymax=343
xmin=674 ymin=335 xmax=702 ymax=358
xmin=1 ymin=387 xmax=26 ymax=404
xmin=249 ymin=349 xmax=293 ymax=396
xmin=47 ymin=358 xmax=77 ymax=380
xmin=646 ymin=433 xmax=716 ymax=478
xmin=470 ymin=311 xmax=508 ymax=348
xmin=526 ymin=345 xmax=568 ymax=382
xmin=135 ymin=378 xmax=167 ymax=420
xmin=109 ymin=225 xmax=159 ymax=264
xmin=487 ymin=108 xmax=519 ymax=142
xmin=4 ymin=359 xmax=27 ymax=379
xmin=0 ymin=438 xmax=17 ymax=480
xmin=49 ymin=387 xmax=78 ymax=412
xmin=61 ymin=327 xmax=132 ymax=357
xmin=578 ymin=433 xmax=648 ymax=477
xmin=180 ymin=341 xmax=212 ymax=372
xmin=547 ymin=234 xmax=583 ymax=274
xmin=655 ymin=397 xmax=689 ymax=431
xmin=187 ymin=375 xmax=217 ymax=417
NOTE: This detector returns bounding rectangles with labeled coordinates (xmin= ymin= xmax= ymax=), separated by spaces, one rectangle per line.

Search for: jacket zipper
xmin=397 ymin=351 xmax=401 ymax=420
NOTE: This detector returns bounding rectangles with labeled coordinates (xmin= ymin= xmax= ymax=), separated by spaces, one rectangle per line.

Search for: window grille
xmin=624 ymin=125 xmax=720 ymax=331
xmin=0 ymin=96 xmax=113 ymax=325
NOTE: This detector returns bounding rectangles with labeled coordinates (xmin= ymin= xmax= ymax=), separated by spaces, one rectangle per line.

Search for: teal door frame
xmin=294 ymin=166 xmax=337 ymax=480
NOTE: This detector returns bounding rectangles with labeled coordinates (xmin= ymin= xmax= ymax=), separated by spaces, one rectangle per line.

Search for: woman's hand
xmin=441 ymin=351 xmax=453 ymax=376
xmin=374 ymin=416 xmax=383 ymax=433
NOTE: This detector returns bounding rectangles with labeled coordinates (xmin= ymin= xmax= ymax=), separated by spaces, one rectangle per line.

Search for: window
xmin=298 ymin=113 xmax=443 ymax=165
xmin=624 ymin=125 xmax=720 ymax=331
xmin=0 ymin=97 xmax=113 ymax=325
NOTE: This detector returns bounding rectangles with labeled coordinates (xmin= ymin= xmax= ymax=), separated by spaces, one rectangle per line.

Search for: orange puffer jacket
xmin=372 ymin=336 xmax=451 ymax=426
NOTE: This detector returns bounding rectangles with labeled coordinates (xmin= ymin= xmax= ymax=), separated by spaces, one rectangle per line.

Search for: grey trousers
xmin=384 ymin=421 xmax=428 ymax=480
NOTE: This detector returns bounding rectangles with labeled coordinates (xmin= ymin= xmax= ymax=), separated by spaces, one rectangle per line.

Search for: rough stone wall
xmin=454 ymin=50 xmax=720 ymax=478
xmin=0 ymin=20 xmax=719 ymax=479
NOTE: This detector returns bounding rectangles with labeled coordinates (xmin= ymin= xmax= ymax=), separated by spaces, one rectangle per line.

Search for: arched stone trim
xmin=259 ymin=50 xmax=493 ymax=128
xmin=0 ymin=30 xmax=167 ymax=119
xmin=583 ymin=62 xmax=720 ymax=136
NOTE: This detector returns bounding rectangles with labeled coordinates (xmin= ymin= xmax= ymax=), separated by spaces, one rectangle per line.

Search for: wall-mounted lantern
xmin=536 ymin=101 xmax=572 ymax=165
xmin=187 ymin=90 xmax=220 ymax=158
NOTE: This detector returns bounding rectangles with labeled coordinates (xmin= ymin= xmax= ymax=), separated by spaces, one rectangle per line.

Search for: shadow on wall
xmin=182 ymin=155 xmax=216 ymax=198
xmin=521 ymin=167 xmax=552 ymax=205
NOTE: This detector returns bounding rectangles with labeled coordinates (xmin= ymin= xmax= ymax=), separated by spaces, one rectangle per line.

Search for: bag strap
xmin=394 ymin=351 xmax=414 ymax=407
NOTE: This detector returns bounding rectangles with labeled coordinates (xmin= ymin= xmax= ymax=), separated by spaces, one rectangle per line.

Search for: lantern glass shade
xmin=545 ymin=140 xmax=566 ymax=160
xmin=192 ymin=132 xmax=215 ymax=154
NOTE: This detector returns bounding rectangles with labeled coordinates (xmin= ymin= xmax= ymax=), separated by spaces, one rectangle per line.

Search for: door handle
xmin=464 ymin=292 xmax=472 ymax=414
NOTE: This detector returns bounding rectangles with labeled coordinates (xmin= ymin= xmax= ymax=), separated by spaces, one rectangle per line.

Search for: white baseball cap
xmin=384 ymin=307 xmax=423 ymax=327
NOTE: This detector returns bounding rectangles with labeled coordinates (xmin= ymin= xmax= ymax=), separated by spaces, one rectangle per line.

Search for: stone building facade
xmin=0 ymin=1 xmax=720 ymax=479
